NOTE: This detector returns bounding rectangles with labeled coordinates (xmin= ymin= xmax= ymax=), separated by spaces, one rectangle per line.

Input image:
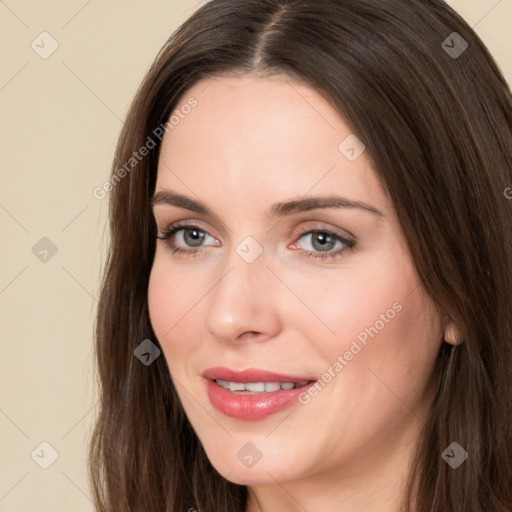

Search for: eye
xmin=291 ymin=227 xmax=356 ymax=261
xmin=155 ymin=221 xmax=356 ymax=261
xmin=156 ymin=222 xmax=218 ymax=256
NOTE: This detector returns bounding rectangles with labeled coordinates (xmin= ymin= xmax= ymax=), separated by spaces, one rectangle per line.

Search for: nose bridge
xmin=204 ymin=240 xmax=279 ymax=342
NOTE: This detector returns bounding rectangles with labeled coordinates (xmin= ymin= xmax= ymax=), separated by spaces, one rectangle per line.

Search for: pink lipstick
xmin=202 ymin=367 xmax=317 ymax=420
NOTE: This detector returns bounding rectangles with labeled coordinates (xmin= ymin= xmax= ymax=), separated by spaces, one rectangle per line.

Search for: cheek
xmin=284 ymin=249 xmax=419 ymax=359
xmin=313 ymin=276 xmax=442 ymax=431
xmin=147 ymin=253 xmax=216 ymax=381
xmin=147 ymin=257 xmax=197 ymax=358
xmin=289 ymin=249 xmax=442 ymax=415
xmin=147 ymin=262 xmax=172 ymax=341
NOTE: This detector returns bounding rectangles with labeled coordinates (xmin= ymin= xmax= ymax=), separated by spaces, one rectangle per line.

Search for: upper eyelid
xmin=153 ymin=208 xmax=357 ymax=239
xmin=157 ymin=219 xmax=216 ymax=236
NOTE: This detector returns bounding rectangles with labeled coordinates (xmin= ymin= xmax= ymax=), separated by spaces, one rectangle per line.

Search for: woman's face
xmin=148 ymin=74 xmax=444 ymax=490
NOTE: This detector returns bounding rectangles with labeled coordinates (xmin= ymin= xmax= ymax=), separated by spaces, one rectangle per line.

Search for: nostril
xmin=239 ymin=331 xmax=261 ymax=339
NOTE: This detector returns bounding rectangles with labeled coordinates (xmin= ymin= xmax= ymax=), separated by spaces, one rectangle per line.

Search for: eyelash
xmin=155 ymin=221 xmax=356 ymax=261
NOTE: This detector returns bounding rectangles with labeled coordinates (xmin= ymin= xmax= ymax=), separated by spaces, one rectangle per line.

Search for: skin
xmin=147 ymin=73 xmax=458 ymax=512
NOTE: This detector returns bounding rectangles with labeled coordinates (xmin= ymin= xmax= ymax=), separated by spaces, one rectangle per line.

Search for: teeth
xmin=215 ymin=379 xmax=309 ymax=393
xmin=245 ymin=382 xmax=265 ymax=392
xmin=264 ymin=382 xmax=281 ymax=392
xmin=216 ymin=379 xmax=230 ymax=389
xmin=229 ymin=382 xmax=245 ymax=392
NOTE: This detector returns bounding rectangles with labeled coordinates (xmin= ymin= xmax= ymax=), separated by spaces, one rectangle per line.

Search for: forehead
xmin=155 ymin=73 xmax=386 ymax=214
xmin=170 ymin=73 xmax=347 ymax=141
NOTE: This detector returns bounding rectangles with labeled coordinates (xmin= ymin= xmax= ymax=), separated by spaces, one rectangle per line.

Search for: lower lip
xmin=205 ymin=379 xmax=316 ymax=420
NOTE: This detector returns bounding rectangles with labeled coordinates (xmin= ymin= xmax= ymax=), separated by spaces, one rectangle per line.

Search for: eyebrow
xmin=151 ymin=190 xmax=384 ymax=218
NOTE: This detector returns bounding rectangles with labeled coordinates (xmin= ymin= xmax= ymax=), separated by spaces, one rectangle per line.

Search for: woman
xmin=88 ymin=1 xmax=512 ymax=511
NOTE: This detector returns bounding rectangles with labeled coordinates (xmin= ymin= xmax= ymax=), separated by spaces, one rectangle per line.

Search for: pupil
xmin=185 ymin=229 xmax=204 ymax=247
xmin=312 ymin=232 xmax=334 ymax=251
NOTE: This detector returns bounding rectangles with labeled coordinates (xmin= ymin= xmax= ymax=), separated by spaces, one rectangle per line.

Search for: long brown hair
xmin=88 ymin=1 xmax=512 ymax=510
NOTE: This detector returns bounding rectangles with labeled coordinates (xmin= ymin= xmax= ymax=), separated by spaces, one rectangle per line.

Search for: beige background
xmin=0 ymin=0 xmax=510 ymax=510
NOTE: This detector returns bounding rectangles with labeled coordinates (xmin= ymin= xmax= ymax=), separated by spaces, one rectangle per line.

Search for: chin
xmin=218 ymin=465 xmax=292 ymax=486
xmin=204 ymin=444 xmax=305 ymax=486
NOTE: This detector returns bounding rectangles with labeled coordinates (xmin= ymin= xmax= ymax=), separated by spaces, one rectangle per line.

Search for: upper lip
xmin=202 ymin=366 xmax=316 ymax=383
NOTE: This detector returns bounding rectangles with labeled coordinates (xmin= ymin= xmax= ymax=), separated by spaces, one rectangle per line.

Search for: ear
xmin=443 ymin=316 xmax=463 ymax=346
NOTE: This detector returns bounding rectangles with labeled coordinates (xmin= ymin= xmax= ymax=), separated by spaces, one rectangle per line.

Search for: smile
xmin=214 ymin=379 xmax=310 ymax=393
xmin=202 ymin=367 xmax=317 ymax=420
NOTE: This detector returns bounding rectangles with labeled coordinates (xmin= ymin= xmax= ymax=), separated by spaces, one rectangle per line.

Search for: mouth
xmin=202 ymin=367 xmax=318 ymax=420
xmin=213 ymin=379 xmax=313 ymax=394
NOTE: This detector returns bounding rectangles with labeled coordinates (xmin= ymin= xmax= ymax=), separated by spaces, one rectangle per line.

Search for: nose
xmin=204 ymin=246 xmax=282 ymax=344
